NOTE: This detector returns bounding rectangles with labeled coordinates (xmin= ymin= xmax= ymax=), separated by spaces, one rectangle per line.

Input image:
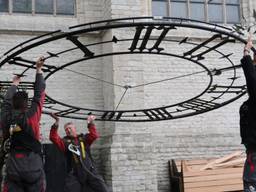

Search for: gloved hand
xmin=87 ymin=115 xmax=96 ymax=124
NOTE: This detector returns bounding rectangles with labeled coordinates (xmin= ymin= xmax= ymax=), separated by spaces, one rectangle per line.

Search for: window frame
xmin=208 ymin=0 xmax=225 ymax=23
xmin=152 ymin=0 xmax=241 ymax=24
xmin=169 ymin=0 xmax=188 ymax=19
xmin=225 ymin=0 xmax=240 ymax=24
xmin=0 ymin=0 xmax=76 ymax=16
xmin=189 ymin=0 xmax=206 ymax=21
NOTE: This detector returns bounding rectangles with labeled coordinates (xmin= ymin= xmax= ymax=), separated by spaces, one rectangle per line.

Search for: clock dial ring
xmin=0 ymin=17 xmax=252 ymax=122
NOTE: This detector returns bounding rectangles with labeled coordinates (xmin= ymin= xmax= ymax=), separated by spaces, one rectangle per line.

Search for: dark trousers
xmin=2 ymin=151 xmax=46 ymax=192
xmin=244 ymin=151 xmax=256 ymax=192
xmin=64 ymin=172 xmax=109 ymax=192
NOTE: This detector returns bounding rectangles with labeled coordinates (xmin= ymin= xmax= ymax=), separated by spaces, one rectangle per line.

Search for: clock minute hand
xmin=130 ymin=70 xmax=207 ymax=89
xmin=131 ymin=64 xmax=242 ymax=89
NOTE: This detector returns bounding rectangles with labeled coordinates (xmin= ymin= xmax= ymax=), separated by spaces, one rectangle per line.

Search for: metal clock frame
xmin=0 ymin=17 xmax=253 ymax=122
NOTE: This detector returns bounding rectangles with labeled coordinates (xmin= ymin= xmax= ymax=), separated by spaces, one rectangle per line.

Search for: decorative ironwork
xmin=0 ymin=17 xmax=253 ymax=122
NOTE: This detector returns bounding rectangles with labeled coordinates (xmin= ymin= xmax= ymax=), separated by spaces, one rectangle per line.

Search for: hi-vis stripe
xmin=80 ymin=139 xmax=86 ymax=159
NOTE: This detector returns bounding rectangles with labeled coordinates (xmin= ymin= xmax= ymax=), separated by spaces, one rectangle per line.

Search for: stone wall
xmin=0 ymin=1 xmax=255 ymax=191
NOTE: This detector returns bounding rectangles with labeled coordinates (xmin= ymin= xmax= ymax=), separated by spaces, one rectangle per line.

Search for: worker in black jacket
xmin=1 ymin=57 xmax=46 ymax=192
xmin=240 ymin=35 xmax=256 ymax=192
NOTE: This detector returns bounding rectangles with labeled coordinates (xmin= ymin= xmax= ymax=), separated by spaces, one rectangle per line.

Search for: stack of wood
xmin=169 ymin=151 xmax=245 ymax=192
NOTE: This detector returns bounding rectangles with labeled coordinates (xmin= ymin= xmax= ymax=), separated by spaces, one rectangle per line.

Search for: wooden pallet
xmin=169 ymin=151 xmax=245 ymax=192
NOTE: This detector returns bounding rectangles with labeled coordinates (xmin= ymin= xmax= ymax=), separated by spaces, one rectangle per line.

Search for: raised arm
xmin=27 ymin=57 xmax=46 ymax=139
xmin=2 ymin=76 xmax=20 ymax=113
xmin=241 ymin=35 xmax=256 ymax=102
xmin=1 ymin=76 xmax=20 ymax=138
xmin=49 ymin=113 xmax=66 ymax=152
xmin=85 ymin=115 xmax=99 ymax=146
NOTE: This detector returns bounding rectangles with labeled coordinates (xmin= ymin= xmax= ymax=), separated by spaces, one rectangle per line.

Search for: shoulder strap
xmin=10 ymin=111 xmax=42 ymax=154
xmin=78 ymin=135 xmax=86 ymax=159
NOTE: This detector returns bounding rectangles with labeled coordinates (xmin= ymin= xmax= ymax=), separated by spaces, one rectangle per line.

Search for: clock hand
xmin=63 ymin=67 xmax=125 ymax=88
xmin=131 ymin=64 xmax=242 ymax=89
xmin=51 ymin=66 xmax=131 ymax=111
xmin=63 ymin=63 xmax=242 ymax=90
xmin=131 ymin=69 xmax=207 ymax=89
xmin=115 ymin=85 xmax=131 ymax=110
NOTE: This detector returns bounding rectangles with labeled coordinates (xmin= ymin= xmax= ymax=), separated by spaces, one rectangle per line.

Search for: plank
xmin=184 ymin=173 xmax=242 ymax=183
xmin=200 ymin=151 xmax=243 ymax=170
xmin=183 ymin=167 xmax=243 ymax=177
xmin=175 ymin=159 xmax=214 ymax=171
xmin=185 ymin=184 xmax=243 ymax=192
xmin=184 ymin=178 xmax=242 ymax=188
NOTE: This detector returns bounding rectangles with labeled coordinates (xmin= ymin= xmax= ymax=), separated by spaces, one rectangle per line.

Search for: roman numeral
xmin=47 ymin=51 xmax=59 ymax=58
xmin=115 ymin=112 xmax=124 ymax=120
xmin=18 ymin=82 xmax=34 ymax=91
xmin=143 ymin=108 xmax=173 ymax=120
xmin=129 ymin=25 xmax=175 ymax=52
xmin=208 ymin=85 xmax=246 ymax=94
xmin=9 ymin=57 xmax=57 ymax=73
xmin=66 ymin=36 xmax=94 ymax=57
xmin=44 ymin=96 xmax=57 ymax=106
xmin=101 ymin=111 xmax=124 ymax=120
xmin=178 ymin=99 xmax=220 ymax=111
xmin=55 ymin=108 xmax=80 ymax=116
xmin=101 ymin=112 xmax=109 ymax=120
xmin=210 ymin=64 xmax=241 ymax=76
xmin=219 ymin=53 xmax=233 ymax=59
xmin=0 ymin=81 xmax=34 ymax=91
xmin=179 ymin=37 xmax=189 ymax=44
xmin=183 ymin=34 xmax=235 ymax=60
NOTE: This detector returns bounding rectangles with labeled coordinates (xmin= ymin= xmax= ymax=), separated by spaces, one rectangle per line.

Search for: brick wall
xmin=0 ymin=1 xmax=255 ymax=192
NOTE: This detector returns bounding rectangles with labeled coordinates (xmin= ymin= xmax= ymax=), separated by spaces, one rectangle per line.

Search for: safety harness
xmin=4 ymin=111 xmax=41 ymax=154
xmin=65 ymin=135 xmax=104 ymax=182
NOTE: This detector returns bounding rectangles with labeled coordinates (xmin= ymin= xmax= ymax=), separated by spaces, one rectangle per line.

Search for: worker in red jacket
xmin=1 ymin=57 xmax=46 ymax=192
xmin=49 ymin=113 xmax=109 ymax=192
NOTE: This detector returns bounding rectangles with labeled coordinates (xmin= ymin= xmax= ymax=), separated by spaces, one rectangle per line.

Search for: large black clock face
xmin=0 ymin=17 xmax=252 ymax=122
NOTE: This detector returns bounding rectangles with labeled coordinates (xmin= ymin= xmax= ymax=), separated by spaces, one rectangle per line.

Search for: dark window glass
xmin=208 ymin=0 xmax=223 ymax=23
xmin=226 ymin=0 xmax=240 ymax=23
xmin=35 ymin=0 xmax=53 ymax=14
xmin=152 ymin=0 xmax=240 ymax=24
xmin=208 ymin=0 xmax=222 ymax=3
xmin=0 ymin=0 xmax=8 ymax=12
xmin=226 ymin=0 xmax=239 ymax=4
xmin=226 ymin=5 xmax=240 ymax=23
xmin=152 ymin=0 xmax=168 ymax=16
xmin=170 ymin=0 xmax=187 ymax=18
xmin=13 ymin=0 xmax=32 ymax=13
xmin=190 ymin=0 xmax=205 ymax=21
xmin=56 ymin=0 xmax=75 ymax=15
